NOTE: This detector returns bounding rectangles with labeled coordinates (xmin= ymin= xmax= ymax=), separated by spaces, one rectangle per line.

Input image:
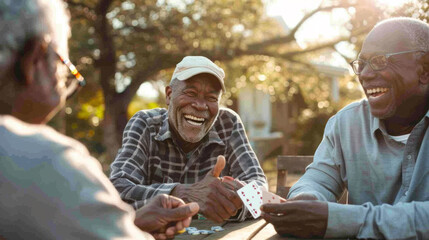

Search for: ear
xmin=418 ymin=52 xmax=429 ymax=85
xmin=18 ymin=39 xmax=44 ymax=86
xmin=165 ymin=85 xmax=172 ymax=106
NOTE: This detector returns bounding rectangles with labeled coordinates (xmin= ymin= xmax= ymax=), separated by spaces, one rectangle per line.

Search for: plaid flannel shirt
xmin=110 ymin=107 xmax=267 ymax=220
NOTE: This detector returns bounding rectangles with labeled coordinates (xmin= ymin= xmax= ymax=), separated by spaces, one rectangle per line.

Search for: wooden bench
xmin=276 ymin=155 xmax=348 ymax=204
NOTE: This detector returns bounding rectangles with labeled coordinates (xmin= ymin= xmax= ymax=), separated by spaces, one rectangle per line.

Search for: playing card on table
xmin=236 ymin=180 xmax=263 ymax=219
xmin=262 ymin=189 xmax=282 ymax=204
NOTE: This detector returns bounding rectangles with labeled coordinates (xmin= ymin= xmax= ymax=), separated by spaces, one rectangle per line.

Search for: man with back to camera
xmin=110 ymin=56 xmax=268 ymax=222
xmin=261 ymin=17 xmax=429 ymax=239
xmin=0 ymin=0 xmax=199 ymax=239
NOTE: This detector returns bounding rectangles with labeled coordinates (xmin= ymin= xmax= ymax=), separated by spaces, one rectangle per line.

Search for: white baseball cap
xmin=171 ymin=56 xmax=226 ymax=91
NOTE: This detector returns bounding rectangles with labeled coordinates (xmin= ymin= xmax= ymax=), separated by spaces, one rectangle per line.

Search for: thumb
xmin=211 ymin=155 xmax=226 ymax=177
xmin=165 ymin=202 xmax=199 ymax=221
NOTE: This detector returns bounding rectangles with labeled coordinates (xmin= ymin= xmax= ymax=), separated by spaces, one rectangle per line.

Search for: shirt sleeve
xmin=224 ymin=111 xmax=268 ymax=221
xmin=288 ymin=115 xmax=429 ymax=239
xmin=287 ymin=115 xmax=345 ymax=201
xmin=226 ymin=111 xmax=268 ymax=189
xmin=326 ymin=201 xmax=429 ymax=239
xmin=110 ymin=113 xmax=178 ymax=209
xmin=0 ymin=143 xmax=153 ymax=240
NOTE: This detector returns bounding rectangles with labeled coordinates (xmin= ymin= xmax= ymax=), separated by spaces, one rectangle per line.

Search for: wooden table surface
xmin=174 ymin=218 xmax=306 ymax=240
xmin=175 ymin=218 xmax=347 ymax=240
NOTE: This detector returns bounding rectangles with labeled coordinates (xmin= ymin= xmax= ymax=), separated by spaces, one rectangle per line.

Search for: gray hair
xmin=0 ymin=0 xmax=70 ymax=72
xmin=374 ymin=17 xmax=429 ymax=52
xmin=169 ymin=77 xmax=180 ymax=88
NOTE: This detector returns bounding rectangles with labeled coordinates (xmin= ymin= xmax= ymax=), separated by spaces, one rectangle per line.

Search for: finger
xmin=211 ymin=155 xmax=226 ymax=177
xmin=214 ymin=188 xmax=238 ymax=217
xmin=152 ymin=233 xmax=167 ymax=240
xmin=166 ymin=195 xmax=186 ymax=209
xmin=216 ymin=183 xmax=242 ymax=209
xmin=204 ymin=205 xmax=225 ymax=223
xmin=261 ymin=212 xmax=276 ymax=223
xmin=181 ymin=216 xmax=192 ymax=228
xmin=222 ymin=181 xmax=236 ymax=191
xmin=165 ymin=226 xmax=177 ymax=238
xmin=261 ymin=203 xmax=288 ymax=213
xmin=165 ymin=202 xmax=199 ymax=221
xmin=222 ymin=176 xmax=235 ymax=182
xmin=210 ymin=196 xmax=232 ymax=220
xmin=175 ymin=220 xmax=184 ymax=231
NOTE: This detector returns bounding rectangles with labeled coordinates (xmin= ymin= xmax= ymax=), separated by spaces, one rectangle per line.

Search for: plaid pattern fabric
xmin=110 ymin=107 xmax=267 ymax=213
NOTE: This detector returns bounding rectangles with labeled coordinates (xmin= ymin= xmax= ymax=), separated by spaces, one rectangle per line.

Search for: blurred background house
xmin=230 ymin=17 xmax=350 ymax=161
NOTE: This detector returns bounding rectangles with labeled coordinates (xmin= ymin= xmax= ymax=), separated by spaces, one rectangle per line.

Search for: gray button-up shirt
xmin=288 ymin=100 xmax=429 ymax=239
xmin=0 ymin=116 xmax=152 ymax=239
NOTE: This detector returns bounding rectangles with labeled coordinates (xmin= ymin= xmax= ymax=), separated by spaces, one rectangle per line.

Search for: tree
xmin=64 ymin=0 xmax=385 ymax=162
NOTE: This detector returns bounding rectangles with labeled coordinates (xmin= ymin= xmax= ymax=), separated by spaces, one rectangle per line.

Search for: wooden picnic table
xmin=174 ymin=218 xmax=336 ymax=240
xmin=175 ymin=218 xmax=273 ymax=240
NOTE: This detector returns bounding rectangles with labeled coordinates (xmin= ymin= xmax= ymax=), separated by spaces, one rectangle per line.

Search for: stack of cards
xmin=236 ymin=180 xmax=281 ymax=219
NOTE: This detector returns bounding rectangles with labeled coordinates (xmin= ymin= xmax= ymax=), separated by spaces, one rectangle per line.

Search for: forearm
xmin=287 ymin=168 xmax=342 ymax=202
xmin=326 ymin=201 xmax=429 ymax=239
xmin=111 ymin=176 xmax=179 ymax=209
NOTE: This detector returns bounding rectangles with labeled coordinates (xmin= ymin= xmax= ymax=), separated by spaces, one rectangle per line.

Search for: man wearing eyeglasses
xmin=0 ymin=0 xmax=199 ymax=239
xmin=261 ymin=17 xmax=429 ymax=239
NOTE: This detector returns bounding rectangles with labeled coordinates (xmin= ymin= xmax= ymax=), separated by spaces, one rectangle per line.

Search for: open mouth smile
xmin=366 ymin=87 xmax=389 ymax=98
xmin=184 ymin=114 xmax=206 ymax=126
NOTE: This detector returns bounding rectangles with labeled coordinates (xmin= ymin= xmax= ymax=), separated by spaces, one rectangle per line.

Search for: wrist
xmin=171 ymin=184 xmax=191 ymax=202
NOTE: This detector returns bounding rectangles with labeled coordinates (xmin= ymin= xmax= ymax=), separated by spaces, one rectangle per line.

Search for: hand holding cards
xmin=236 ymin=180 xmax=282 ymax=218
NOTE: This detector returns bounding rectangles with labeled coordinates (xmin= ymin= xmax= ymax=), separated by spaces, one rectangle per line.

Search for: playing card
xmin=262 ymin=189 xmax=282 ymax=204
xmin=236 ymin=180 xmax=263 ymax=219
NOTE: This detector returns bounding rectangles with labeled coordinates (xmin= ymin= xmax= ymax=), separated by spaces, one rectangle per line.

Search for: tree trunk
xmin=102 ymin=98 xmax=130 ymax=165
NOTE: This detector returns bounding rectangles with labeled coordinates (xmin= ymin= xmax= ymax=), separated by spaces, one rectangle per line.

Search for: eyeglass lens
xmin=352 ymin=55 xmax=388 ymax=74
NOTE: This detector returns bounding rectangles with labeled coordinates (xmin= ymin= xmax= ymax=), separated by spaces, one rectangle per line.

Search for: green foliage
xmin=128 ymin=96 xmax=161 ymax=118
xmin=62 ymin=0 xmax=423 ymax=159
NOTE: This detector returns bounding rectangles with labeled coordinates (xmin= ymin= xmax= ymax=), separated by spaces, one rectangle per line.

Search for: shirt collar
xmin=371 ymin=115 xmax=384 ymax=135
xmin=154 ymin=113 xmax=172 ymax=141
xmin=371 ymin=108 xmax=429 ymax=135
xmin=154 ymin=113 xmax=225 ymax=147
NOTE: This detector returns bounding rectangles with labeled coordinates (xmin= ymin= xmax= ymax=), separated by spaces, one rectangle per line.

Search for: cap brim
xmin=175 ymin=68 xmax=226 ymax=92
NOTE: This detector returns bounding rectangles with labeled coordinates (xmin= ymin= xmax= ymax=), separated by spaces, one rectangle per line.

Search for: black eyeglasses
xmin=56 ymin=53 xmax=86 ymax=99
xmin=350 ymin=50 xmax=425 ymax=75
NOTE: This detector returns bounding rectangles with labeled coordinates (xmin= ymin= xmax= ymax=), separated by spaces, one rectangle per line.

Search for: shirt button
xmin=407 ymin=155 xmax=412 ymax=160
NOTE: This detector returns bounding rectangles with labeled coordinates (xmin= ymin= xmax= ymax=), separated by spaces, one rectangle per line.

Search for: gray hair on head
xmin=0 ymin=0 xmax=70 ymax=72
xmin=169 ymin=77 xmax=180 ymax=88
xmin=374 ymin=17 xmax=429 ymax=52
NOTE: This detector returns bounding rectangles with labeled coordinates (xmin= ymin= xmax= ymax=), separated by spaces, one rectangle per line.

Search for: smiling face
xmin=166 ymin=73 xmax=222 ymax=145
xmin=358 ymin=24 xmax=424 ymax=119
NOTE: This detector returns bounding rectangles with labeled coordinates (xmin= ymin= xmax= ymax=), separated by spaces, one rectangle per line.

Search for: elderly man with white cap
xmin=110 ymin=56 xmax=267 ymax=222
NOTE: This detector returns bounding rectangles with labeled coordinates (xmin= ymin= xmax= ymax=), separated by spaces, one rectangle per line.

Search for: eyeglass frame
xmin=54 ymin=52 xmax=86 ymax=99
xmin=350 ymin=50 xmax=425 ymax=75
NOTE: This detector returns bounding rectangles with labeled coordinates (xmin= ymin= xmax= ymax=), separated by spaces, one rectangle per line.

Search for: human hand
xmin=260 ymin=200 xmax=328 ymax=238
xmin=221 ymin=176 xmax=245 ymax=191
xmin=172 ymin=155 xmax=243 ymax=223
xmin=134 ymin=194 xmax=199 ymax=240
